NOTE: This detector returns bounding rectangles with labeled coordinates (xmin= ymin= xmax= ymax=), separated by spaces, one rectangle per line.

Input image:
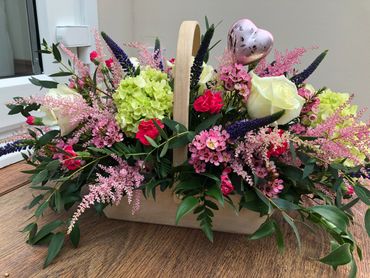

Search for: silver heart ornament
xmin=228 ymin=19 xmax=274 ymax=65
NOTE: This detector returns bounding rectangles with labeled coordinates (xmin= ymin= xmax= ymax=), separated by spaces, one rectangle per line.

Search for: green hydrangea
xmin=312 ymin=89 xmax=357 ymax=126
xmin=113 ymin=67 xmax=173 ymax=135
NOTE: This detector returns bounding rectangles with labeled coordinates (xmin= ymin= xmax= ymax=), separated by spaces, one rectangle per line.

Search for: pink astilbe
xmin=67 ymin=156 xmax=144 ymax=234
xmin=60 ymin=44 xmax=90 ymax=78
xmin=93 ymin=29 xmax=106 ymax=83
xmin=303 ymin=99 xmax=370 ymax=166
xmin=126 ymin=42 xmax=161 ymax=69
xmin=11 ymin=94 xmax=91 ymax=126
xmin=188 ymin=126 xmax=231 ymax=173
xmin=255 ymin=48 xmax=307 ymax=77
xmin=68 ymin=100 xmax=123 ymax=147
xmin=217 ymin=48 xmax=236 ymax=69
xmin=232 ymin=128 xmax=290 ymax=196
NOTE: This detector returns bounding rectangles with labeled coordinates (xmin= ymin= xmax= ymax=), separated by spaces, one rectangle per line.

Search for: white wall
xmin=99 ymin=0 xmax=369 ymax=108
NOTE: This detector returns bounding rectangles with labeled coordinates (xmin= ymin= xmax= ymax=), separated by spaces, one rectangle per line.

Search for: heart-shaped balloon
xmin=228 ymin=19 xmax=274 ymax=65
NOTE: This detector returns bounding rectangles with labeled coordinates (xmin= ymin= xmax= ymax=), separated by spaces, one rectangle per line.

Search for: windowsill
xmin=0 ymin=74 xmax=50 ymax=89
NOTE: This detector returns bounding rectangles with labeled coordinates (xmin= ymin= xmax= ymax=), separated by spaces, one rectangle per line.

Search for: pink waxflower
xmin=193 ymin=89 xmax=223 ymax=114
xmin=221 ymin=168 xmax=234 ymax=196
xmin=105 ymin=58 xmax=114 ymax=69
xmin=189 ymin=126 xmax=230 ymax=173
xmin=261 ymin=179 xmax=284 ymax=198
xmin=219 ymin=63 xmax=251 ymax=101
xmin=89 ymin=50 xmax=99 ymax=62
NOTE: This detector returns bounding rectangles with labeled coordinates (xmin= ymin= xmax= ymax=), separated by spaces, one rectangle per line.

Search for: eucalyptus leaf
xmin=44 ymin=232 xmax=65 ymax=268
xmin=195 ymin=114 xmax=222 ymax=134
xmin=365 ymin=208 xmax=370 ymax=237
xmin=70 ymin=222 xmax=80 ymax=248
xmin=249 ymin=219 xmax=275 ymax=240
xmin=206 ymin=183 xmax=224 ymax=206
xmin=309 ymin=205 xmax=349 ymax=232
xmin=354 ymin=185 xmax=370 ymax=205
xmin=31 ymin=220 xmax=63 ymax=245
xmin=319 ymin=243 xmax=352 ymax=267
xmin=282 ymin=212 xmax=301 ymax=250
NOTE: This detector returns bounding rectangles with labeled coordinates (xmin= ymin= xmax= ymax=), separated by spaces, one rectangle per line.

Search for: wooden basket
xmin=104 ymin=21 xmax=267 ymax=234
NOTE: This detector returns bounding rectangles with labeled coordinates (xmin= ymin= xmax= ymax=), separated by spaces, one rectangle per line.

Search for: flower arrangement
xmin=6 ymin=18 xmax=370 ymax=275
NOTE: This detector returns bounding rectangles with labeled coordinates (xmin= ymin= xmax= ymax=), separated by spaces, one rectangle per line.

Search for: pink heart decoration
xmin=228 ymin=19 xmax=274 ymax=65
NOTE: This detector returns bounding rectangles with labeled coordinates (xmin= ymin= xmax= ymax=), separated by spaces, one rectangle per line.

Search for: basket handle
xmin=173 ymin=21 xmax=200 ymax=167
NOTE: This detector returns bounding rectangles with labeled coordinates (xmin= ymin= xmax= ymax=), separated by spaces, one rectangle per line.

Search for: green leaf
xmin=272 ymin=221 xmax=285 ymax=252
xmin=289 ymin=141 xmax=297 ymax=165
xmin=319 ymin=243 xmax=352 ymax=267
xmin=302 ymin=163 xmax=314 ymax=179
xmin=354 ymin=185 xmax=370 ymax=205
xmin=309 ymin=205 xmax=349 ymax=232
xmin=8 ymin=105 xmax=23 ymax=115
xmin=162 ymin=118 xmax=187 ymax=133
xmin=349 ymin=259 xmax=357 ymax=278
xmin=55 ymin=190 xmax=63 ymax=213
xmin=29 ymin=77 xmax=58 ymax=89
xmin=282 ymin=212 xmax=301 ymax=250
xmin=70 ymin=222 xmax=80 ymax=248
xmin=201 ymin=223 xmax=214 ymax=242
xmin=205 ymin=200 xmax=219 ymax=210
xmin=49 ymin=72 xmax=72 ymax=77
xmin=272 ymin=198 xmax=299 ymax=211
xmin=206 ymin=183 xmax=224 ymax=206
xmin=255 ymin=189 xmax=273 ymax=214
xmin=365 ymin=208 xmax=370 ymax=237
xmin=35 ymin=201 xmax=49 ymax=217
xmin=144 ymin=135 xmax=159 ymax=148
xmin=152 ymin=119 xmax=168 ymax=139
xmin=28 ymin=194 xmax=44 ymax=209
xmin=249 ymin=219 xmax=275 ymax=240
xmin=175 ymin=196 xmax=199 ymax=225
xmin=32 ymin=169 xmax=49 ymax=185
xmin=195 ymin=114 xmax=222 ymax=134
xmin=46 ymin=160 xmax=61 ymax=172
xmin=31 ymin=220 xmax=63 ymax=244
xmin=38 ymin=130 xmax=59 ymax=146
xmin=44 ymin=232 xmax=65 ymax=268
xmin=160 ymin=142 xmax=169 ymax=158
xmin=168 ymin=133 xmax=189 ymax=149
xmin=52 ymin=43 xmax=61 ymax=62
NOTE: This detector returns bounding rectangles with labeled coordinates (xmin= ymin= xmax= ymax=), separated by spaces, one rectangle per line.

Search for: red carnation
xmin=89 ymin=50 xmax=99 ymax=62
xmin=26 ymin=116 xmax=35 ymax=125
xmin=62 ymin=145 xmax=82 ymax=171
xmin=136 ymin=119 xmax=164 ymax=146
xmin=105 ymin=58 xmax=114 ymax=68
xmin=193 ymin=89 xmax=223 ymax=114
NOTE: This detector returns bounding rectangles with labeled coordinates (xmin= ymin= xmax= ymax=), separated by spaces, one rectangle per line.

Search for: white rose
xmin=199 ymin=63 xmax=214 ymax=84
xmin=41 ymin=84 xmax=82 ymax=136
xmin=247 ymin=72 xmax=305 ymax=125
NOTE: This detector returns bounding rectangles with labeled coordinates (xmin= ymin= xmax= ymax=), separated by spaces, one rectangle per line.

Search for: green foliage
xmin=175 ymin=196 xmax=199 ymax=225
xmin=44 ymin=232 xmax=65 ymax=268
xmin=319 ymin=243 xmax=352 ymax=268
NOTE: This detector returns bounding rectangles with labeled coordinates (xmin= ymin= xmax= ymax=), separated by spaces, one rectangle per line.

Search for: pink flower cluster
xmin=68 ymin=156 xmax=144 ymax=234
xmin=219 ymin=63 xmax=251 ymax=101
xmin=260 ymin=178 xmax=284 ymax=198
xmin=189 ymin=126 xmax=231 ymax=173
xmin=90 ymin=112 xmax=123 ymax=148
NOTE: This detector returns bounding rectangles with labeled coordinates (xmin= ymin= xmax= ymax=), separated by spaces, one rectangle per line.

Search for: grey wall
xmin=98 ymin=0 xmax=370 ymax=109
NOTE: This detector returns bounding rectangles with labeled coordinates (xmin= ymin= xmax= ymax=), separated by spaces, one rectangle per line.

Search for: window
xmin=0 ymin=0 xmax=42 ymax=79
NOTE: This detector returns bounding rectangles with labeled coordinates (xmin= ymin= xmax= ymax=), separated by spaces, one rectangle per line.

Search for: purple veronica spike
xmin=0 ymin=140 xmax=29 ymax=158
xmin=226 ymin=110 xmax=285 ymax=140
xmin=101 ymin=32 xmax=135 ymax=75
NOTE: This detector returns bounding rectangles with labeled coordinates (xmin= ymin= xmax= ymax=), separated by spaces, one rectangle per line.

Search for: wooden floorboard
xmin=0 ymin=162 xmax=32 ymax=197
xmin=0 ymin=163 xmax=369 ymax=277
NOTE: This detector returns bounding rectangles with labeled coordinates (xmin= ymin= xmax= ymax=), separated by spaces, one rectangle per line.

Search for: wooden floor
xmin=0 ymin=163 xmax=369 ymax=278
